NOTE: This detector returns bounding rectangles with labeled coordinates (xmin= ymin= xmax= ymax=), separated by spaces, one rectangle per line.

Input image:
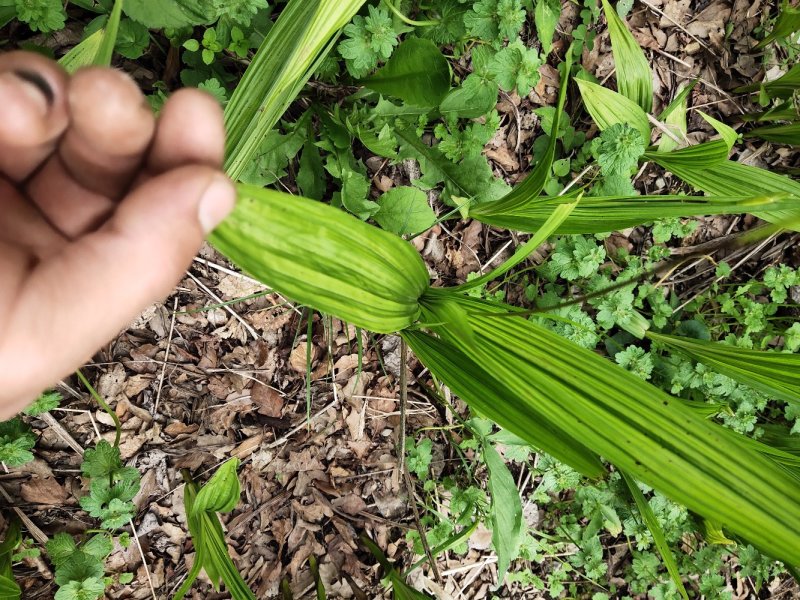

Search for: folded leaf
xmin=735 ymin=64 xmax=800 ymax=100
xmin=650 ymin=158 xmax=800 ymax=231
xmin=59 ymin=0 xmax=123 ymax=72
xmin=755 ymin=1 xmax=800 ymax=49
xmin=621 ymin=471 xmax=689 ymax=600
xmin=648 ymin=332 xmax=800 ymax=406
xmin=224 ymin=0 xmax=367 ymax=180
xmin=601 ymin=0 xmax=652 ymax=112
xmin=484 ymin=443 xmax=523 ymax=583
xmin=212 ymin=185 xmax=430 ymax=333
xmin=472 ymin=193 xmax=796 ymax=234
xmin=576 ymin=79 xmax=651 ymax=143
xmin=408 ymin=292 xmax=800 ymax=565
xmin=744 ymin=121 xmax=800 ymax=145
xmin=657 ymin=82 xmax=694 ymax=152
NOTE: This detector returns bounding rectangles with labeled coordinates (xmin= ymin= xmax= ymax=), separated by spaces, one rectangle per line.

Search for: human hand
xmin=0 ymin=52 xmax=236 ymax=419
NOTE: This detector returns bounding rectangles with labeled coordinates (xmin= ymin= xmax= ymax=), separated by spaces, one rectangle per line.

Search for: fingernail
xmin=12 ymin=69 xmax=54 ymax=109
xmin=198 ymin=175 xmax=236 ymax=234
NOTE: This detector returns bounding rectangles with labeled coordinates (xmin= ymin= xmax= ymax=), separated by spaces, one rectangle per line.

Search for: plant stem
xmin=382 ymin=0 xmax=439 ymax=26
xmin=76 ymin=369 xmax=121 ymax=448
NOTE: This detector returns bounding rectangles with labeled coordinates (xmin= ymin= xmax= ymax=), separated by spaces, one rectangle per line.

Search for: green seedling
xmin=174 ymin=458 xmax=255 ymax=600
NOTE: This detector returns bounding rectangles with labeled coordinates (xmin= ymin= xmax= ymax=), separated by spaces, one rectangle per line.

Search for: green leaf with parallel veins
xmin=408 ymin=292 xmax=800 ymax=566
xmin=484 ymin=442 xmax=523 ymax=583
xmin=648 ymin=332 xmax=800 ymax=406
xmin=621 ymin=471 xmax=690 ymax=600
xmin=576 ymin=78 xmax=651 ymax=143
xmin=744 ymin=121 xmax=800 ymax=145
xmin=194 ymin=458 xmax=241 ymax=514
xmin=374 ymin=187 xmax=436 ymax=235
xmin=756 ymin=2 xmax=800 ymax=49
xmin=601 ymin=0 xmax=652 ymax=112
xmin=363 ymin=38 xmax=451 ymax=107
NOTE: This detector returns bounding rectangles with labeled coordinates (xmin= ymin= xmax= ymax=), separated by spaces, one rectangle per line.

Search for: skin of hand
xmin=0 ymin=51 xmax=236 ymax=419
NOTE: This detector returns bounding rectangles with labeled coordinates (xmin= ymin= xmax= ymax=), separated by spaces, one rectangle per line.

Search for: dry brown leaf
xmin=251 ymin=384 xmax=284 ymax=417
xmin=290 ymin=341 xmax=319 ymax=372
xmin=332 ymin=494 xmax=367 ymax=516
xmin=20 ymin=477 xmax=69 ymax=505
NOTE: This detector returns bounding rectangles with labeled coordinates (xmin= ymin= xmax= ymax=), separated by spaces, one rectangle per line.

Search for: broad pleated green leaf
xmin=212 ymin=185 xmax=430 ymax=334
xmin=657 ymin=81 xmax=695 ymax=152
xmin=760 ymin=425 xmax=800 ymax=458
xmin=601 ymin=0 xmax=652 ymax=112
xmin=648 ymin=332 xmax=800 ymax=405
xmin=224 ymin=0 xmax=367 ymax=181
xmin=744 ymin=121 xmax=800 ymax=145
xmin=741 ymin=100 xmax=798 ymax=123
xmin=175 ymin=461 xmax=255 ymax=600
xmin=646 ymin=140 xmax=729 ymax=170
xmin=756 ymin=1 xmax=800 ymax=49
xmin=735 ymin=64 xmax=800 ymax=100
xmin=471 ymin=193 xmax=796 ymax=234
xmin=621 ymin=471 xmax=689 ymax=600
xmin=457 ymin=201 xmax=576 ymax=291
xmin=650 ymin=158 xmax=800 ymax=231
xmin=402 ymin=328 xmax=605 ymax=476
xmin=576 ymin=78 xmax=651 ymax=143
xmin=646 ymin=111 xmax=736 ymax=168
xmin=408 ymin=292 xmax=800 ymax=565
xmin=58 ymin=0 xmax=123 ymax=72
xmin=484 ymin=442 xmax=523 ymax=583
xmin=194 ymin=458 xmax=242 ymax=514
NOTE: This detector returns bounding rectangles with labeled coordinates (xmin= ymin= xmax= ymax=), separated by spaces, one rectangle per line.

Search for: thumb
xmin=4 ymin=166 xmax=236 ymax=410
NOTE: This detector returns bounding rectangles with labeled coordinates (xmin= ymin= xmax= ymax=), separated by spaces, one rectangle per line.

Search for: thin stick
xmin=38 ymin=412 xmax=84 ymax=455
xmin=674 ymin=234 xmax=777 ymax=311
xmin=186 ymin=271 xmax=260 ymax=341
xmin=402 ymin=464 xmax=443 ymax=585
xmin=128 ymin=519 xmax=158 ymax=600
xmin=154 ymin=297 xmax=179 ymax=415
xmin=76 ymin=369 xmax=121 ymax=447
xmin=265 ymin=399 xmax=338 ymax=449
xmin=399 ymin=339 xmax=408 ymax=473
xmin=192 ymin=257 xmax=303 ymax=316
xmin=0 ymin=484 xmax=48 ymax=545
xmin=637 ymin=0 xmax=714 ymax=54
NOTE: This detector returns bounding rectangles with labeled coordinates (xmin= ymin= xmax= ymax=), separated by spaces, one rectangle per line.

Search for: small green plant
xmin=0 ymin=419 xmax=36 ymax=468
xmin=174 ymin=458 xmax=255 ymax=600
xmin=0 ymin=517 xmax=22 ymax=600
xmin=45 ymin=439 xmax=140 ymax=599
xmin=46 ymin=532 xmax=123 ymax=600
xmin=79 ymin=441 xmax=140 ymax=530
xmin=22 ymin=390 xmax=62 ymax=416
